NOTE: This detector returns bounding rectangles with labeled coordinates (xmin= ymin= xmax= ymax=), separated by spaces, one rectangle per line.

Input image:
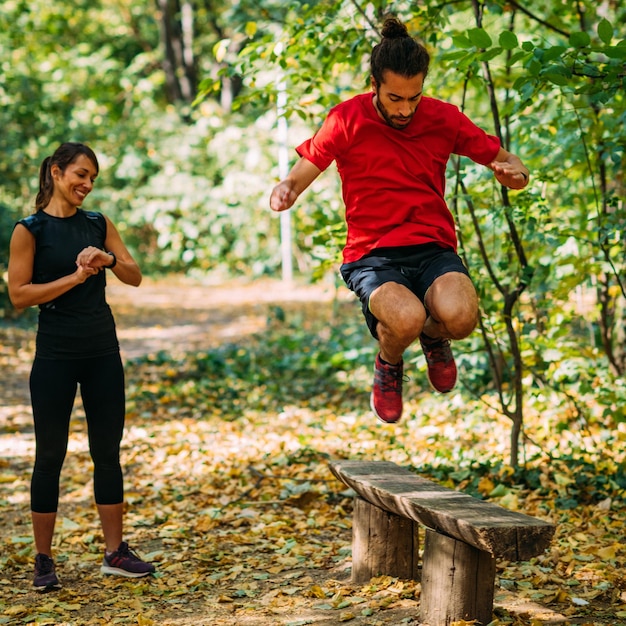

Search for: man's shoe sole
xmin=426 ymin=374 xmax=456 ymax=393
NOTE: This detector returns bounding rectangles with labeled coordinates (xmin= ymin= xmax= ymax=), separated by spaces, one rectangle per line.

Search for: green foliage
xmin=1 ymin=0 xmax=624 ymax=465
xmin=0 ymin=204 xmax=17 ymax=318
xmin=129 ymin=307 xmax=373 ymax=418
xmin=120 ymin=296 xmax=626 ymax=511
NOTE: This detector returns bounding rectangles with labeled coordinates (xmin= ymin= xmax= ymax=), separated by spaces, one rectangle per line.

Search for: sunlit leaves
xmin=2 ymin=283 xmax=626 ymax=623
xmin=245 ymin=22 xmax=258 ymax=38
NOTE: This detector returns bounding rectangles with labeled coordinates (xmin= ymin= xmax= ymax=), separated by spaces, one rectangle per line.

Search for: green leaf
xmin=509 ymin=49 xmax=532 ymax=65
xmin=603 ymin=45 xmax=626 ymax=59
xmin=479 ymin=47 xmax=503 ymax=62
xmin=468 ymin=28 xmax=492 ymax=49
xmin=452 ymin=34 xmax=472 ymax=49
xmin=544 ymin=73 xmax=569 ymax=86
xmin=569 ymin=31 xmax=591 ymax=48
xmin=540 ymin=46 xmax=568 ymax=62
xmin=499 ymin=30 xmax=519 ymax=50
xmin=598 ymin=18 xmax=613 ymax=44
xmin=442 ymin=50 xmax=470 ymax=62
xmin=541 ymin=64 xmax=572 ymax=86
xmin=489 ymin=484 xmax=510 ymax=498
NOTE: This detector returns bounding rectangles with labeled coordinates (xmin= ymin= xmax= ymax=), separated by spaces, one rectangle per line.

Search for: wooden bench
xmin=329 ymin=460 xmax=556 ymax=626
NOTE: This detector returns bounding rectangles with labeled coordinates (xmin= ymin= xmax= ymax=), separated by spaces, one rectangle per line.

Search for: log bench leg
xmin=420 ymin=528 xmax=496 ymax=626
xmin=351 ymin=496 xmax=420 ymax=583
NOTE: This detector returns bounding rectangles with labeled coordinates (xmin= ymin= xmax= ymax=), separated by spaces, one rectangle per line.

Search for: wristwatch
xmin=105 ymin=251 xmax=117 ymax=269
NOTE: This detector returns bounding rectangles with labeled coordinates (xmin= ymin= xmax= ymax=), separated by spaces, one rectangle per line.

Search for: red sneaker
xmin=420 ymin=334 xmax=457 ymax=393
xmin=370 ymin=354 xmax=403 ymax=423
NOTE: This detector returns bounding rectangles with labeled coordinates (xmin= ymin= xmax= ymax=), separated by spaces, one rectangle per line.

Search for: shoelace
xmin=36 ymin=555 xmax=54 ymax=574
xmin=423 ymin=338 xmax=452 ymax=362
xmin=114 ymin=542 xmax=141 ymax=561
xmin=375 ymin=363 xmax=403 ymax=392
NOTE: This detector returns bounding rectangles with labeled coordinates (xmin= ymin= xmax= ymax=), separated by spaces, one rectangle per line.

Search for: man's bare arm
xmin=270 ymin=158 xmax=323 ymax=212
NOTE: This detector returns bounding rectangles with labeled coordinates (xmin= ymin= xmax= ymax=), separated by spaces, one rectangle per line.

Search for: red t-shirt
xmin=296 ymin=93 xmax=501 ymax=263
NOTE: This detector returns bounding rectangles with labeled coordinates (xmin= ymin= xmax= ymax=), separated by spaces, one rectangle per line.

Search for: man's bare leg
xmin=367 ymin=282 xmax=425 ymax=422
xmin=369 ymin=282 xmax=427 ymax=364
xmin=420 ymin=272 xmax=479 ymax=392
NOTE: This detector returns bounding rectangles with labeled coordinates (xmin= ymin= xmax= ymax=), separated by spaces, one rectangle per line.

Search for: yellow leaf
xmin=596 ymin=545 xmax=616 ymax=560
xmin=555 ymin=588 xmax=570 ymax=602
xmin=477 ymin=476 xmax=494 ymax=495
xmin=4 ymin=605 xmax=28 ymax=616
xmin=213 ymin=39 xmax=230 ymax=63
xmin=307 ymin=585 xmax=326 ymax=598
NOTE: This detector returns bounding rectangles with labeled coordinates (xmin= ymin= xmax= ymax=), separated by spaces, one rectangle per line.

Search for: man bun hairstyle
xmin=35 ymin=142 xmax=99 ymax=211
xmin=370 ymin=16 xmax=430 ymax=86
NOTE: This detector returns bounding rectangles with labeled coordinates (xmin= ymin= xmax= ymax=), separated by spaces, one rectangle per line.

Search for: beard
xmin=374 ymin=94 xmax=415 ymax=130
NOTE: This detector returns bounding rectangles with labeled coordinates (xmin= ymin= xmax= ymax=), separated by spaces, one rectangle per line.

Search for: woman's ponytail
xmin=35 ymin=156 xmax=54 ymax=212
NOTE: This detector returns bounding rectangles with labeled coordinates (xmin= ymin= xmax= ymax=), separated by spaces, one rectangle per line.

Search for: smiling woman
xmin=6 ymin=142 xmax=154 ymax=591
xmin=35 ymin=143 xmax=99 ymax=214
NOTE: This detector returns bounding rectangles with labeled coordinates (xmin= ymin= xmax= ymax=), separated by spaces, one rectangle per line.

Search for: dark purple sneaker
xmin=101 ymin=542 xmax=156 ymax=578
xmin=33 ymin=553 xmax=61 ymax=591
xmin=370 ymin=354 xmax=404 ymax=424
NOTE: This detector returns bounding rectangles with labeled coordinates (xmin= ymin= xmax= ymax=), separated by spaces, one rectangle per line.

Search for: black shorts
xmin=340 ymin=243 xmax=470 ymax=339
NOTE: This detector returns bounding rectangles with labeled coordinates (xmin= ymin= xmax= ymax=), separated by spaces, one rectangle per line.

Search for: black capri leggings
xmin=29 ymin=352 xmax=126 ymax=513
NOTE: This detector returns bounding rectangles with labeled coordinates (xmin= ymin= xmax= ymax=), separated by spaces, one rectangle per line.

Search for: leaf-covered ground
xmin=1 ymin=277 xmax=624 ymax=626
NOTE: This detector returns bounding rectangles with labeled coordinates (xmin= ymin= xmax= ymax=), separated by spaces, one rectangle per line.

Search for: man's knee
xmin=384 ymin=309 xmax=424 ymax=344
xmin=426 ymin=273 xmax=478 ymax=339
xmin=370 ymin=282 xmax=426 ymax=342
xmin=444 ymin=307 xmax=478 ymax=339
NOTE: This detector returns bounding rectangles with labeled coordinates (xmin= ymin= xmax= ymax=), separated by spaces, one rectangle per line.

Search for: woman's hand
xmin=75 ymin=246 xmax=113 ymax=271
xmin=74 ymin=262 xmax=100 ymax=283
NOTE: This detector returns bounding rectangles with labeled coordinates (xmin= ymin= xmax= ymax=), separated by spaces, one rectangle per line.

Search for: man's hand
xmin=489 ymin=160 xmax=529 ymax=190
xmin=270 ymin=180 xmax=298 ymax=212
xmin=269 ymin=157 xmax=323 ymax=212
xmin=489 ymin=147 xmax=529 ymax=190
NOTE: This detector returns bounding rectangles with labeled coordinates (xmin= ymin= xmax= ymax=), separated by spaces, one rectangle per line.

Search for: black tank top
xmin=17 ymin=209 xmax=119 ymax=359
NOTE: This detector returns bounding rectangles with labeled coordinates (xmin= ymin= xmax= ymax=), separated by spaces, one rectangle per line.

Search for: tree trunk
xmin=156 ymin=0 xmax=196 ymax=106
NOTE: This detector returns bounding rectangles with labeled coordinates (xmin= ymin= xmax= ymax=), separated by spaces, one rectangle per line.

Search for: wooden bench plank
xmin=329 ymin=460 xmax=555 ymax=561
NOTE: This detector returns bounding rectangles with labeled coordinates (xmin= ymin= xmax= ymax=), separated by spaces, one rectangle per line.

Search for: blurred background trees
xmin=1 ymin=0 xmax=624 ymax=465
